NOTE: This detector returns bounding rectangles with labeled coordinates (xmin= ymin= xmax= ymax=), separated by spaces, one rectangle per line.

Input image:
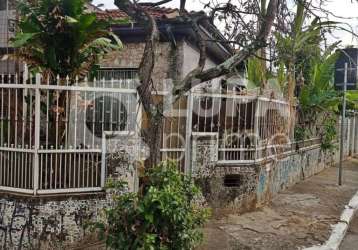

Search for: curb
xmin=304 ymin=190 xmax=358 ymax=250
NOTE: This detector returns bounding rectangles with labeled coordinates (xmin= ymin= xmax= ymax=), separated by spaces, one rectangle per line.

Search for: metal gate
xmin=0 ymin=72 xmax=139 ymax=194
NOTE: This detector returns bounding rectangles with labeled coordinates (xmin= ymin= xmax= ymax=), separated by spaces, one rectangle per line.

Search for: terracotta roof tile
xmin=95 ymin=6 xmax=179 ymax=21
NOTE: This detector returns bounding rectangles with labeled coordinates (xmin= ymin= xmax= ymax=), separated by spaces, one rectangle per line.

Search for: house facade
xmin=0 ymin=0 xmax=19 ymax=76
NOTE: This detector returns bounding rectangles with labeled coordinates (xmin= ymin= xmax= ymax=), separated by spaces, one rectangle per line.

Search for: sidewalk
xmin=199 ymin=158 xmax=358 ymax=250
xmin=341 ymin=212 xmax=358 ymax=250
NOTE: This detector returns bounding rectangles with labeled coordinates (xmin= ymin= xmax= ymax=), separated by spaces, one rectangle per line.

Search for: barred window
xmin=0 ymin=0 xmax=7 ymax=11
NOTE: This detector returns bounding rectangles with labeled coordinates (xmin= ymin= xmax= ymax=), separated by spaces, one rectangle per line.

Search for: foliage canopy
xmin=10 ymin=0 xmax=123 ymax=79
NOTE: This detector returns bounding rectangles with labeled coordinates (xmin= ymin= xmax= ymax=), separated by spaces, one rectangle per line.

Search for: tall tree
xmin=115 ymin=0 xmax=280 ymax=167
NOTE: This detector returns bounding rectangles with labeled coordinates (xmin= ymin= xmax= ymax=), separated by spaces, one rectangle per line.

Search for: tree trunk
xmin=287 ymin=62 xmax=296 ymax=137
xmin=115 ymin=0 xmax=163 ymax=167
xmin=144 ymin=112 xmax=163 ymax=167
xmin=259 ymin=0 xmax=267 ymax=91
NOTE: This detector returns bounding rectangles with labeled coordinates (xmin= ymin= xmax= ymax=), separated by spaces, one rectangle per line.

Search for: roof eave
xmin=111 ymin=19 xmax=233 ymax=63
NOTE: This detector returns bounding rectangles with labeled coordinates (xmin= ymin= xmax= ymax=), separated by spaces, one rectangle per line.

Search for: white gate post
xmin=349 ymin=115 xmax=355 ymax=156
xmin=33 ymin=73 xmax=41 ymax=194
xmin=254 ymin=98 xmax=260 ymax=163
xmin=101 ymin=133 xmax=106 ymax=188
xmin=184 ymin=90 xmax=193 ymax=174
xmin=353 ymin=113 xmax=358 ymax=155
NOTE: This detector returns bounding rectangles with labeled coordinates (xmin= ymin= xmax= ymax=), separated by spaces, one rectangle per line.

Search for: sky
xmin=92 ymin=0 xmax=358 ymax=46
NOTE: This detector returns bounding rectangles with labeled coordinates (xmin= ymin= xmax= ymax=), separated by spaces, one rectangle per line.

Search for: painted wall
xmin=197 ymin=144 xmax=346 ymax=214
xmin=0 ymin=194 xmax=112 ymax=250
xmin=182 ymin=41 xmax=221 ymax=88
xmin=101 ymin=39 xmax=222 ymax=91
xmin=255 ymin=146 xmax=338 ymax=204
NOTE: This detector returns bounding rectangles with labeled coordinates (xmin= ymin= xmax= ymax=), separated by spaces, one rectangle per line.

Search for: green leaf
xmin=12 ymin=0 xmax=123 ymax=77
xmin=65 ymin=16 xmax=78 ymax=24
xmin=11 ymin=33 xmax=38 ymax=47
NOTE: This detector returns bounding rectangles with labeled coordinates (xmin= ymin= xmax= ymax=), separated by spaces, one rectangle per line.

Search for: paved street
xmin=341 ymin=213 xmax=358 ymax=250
xmin=199 ymin=159 xmax=358 ymax=250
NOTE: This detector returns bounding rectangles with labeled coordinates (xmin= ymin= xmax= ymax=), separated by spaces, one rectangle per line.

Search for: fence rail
xmin=1 ymin=72 xmax=352 ymax=195
xmin=187 ymin=87 xmax=292 ymax=167
xmin=0 ymin=73 xmax=139 ymax=195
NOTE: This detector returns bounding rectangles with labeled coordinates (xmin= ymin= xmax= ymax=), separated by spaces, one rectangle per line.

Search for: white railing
xmin=188 ymin=87 xmax=292 ymax=165
xmin=159 ymin=86 xmax=295 ymax=170
xmin=1 ymin=71 xmax=339 ymax=195
xmin=0 ymin=72 xmax=139 ymax=194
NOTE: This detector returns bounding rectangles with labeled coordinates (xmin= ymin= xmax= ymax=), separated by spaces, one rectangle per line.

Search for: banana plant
xmin=347 ymin=91 xmax=358 ymax=110
xmin=297 ymin=52 xmax=341 ymax=148
xmin=9 ymin=0 xmax=124 ymax=80
xmin=8 ymin=0 xmax=125 ymax=146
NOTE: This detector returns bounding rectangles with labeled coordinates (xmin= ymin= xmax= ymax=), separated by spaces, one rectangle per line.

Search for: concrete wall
xmin=0 ymin=194 xmax=111 ymax=249
xmin=256 ymin=146 xmax=338 ymax=204
xmin=100 ymin=41 xmax=184 ymax=91
xmin=182 ymin=41 xmax=221 ymax=87
xmin=198 ymin=145 xmax=344 ymax=214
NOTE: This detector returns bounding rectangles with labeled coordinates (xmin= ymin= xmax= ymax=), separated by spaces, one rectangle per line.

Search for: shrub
xmin=94 ymin=161 xmax=210 ymax=250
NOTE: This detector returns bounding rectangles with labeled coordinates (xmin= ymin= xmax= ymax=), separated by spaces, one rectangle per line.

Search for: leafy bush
xmin=320 ymin=117 xmax=337 ymax=151
xmin=93 ymin=161 xmax=210 ymax=250
xmin=297 ymin=52 xmax=340 ymax=150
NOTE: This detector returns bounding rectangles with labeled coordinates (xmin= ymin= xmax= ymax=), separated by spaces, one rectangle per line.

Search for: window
xmin=96 ymin=68 xmax=139 ymax=89
xmin=86 ymin=96 xmax=128 ymax=138
xmin=84 ymin=68 xmax=139 ymax=138
xmin=0 ymin=0 xmax=7 ymax=11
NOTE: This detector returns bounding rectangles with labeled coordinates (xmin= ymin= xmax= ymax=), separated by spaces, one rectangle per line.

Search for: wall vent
xmin=223 ymin=174 xmax=242 ymax=187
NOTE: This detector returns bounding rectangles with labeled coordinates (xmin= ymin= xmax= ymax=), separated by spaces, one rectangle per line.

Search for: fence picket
xmin=0 ymin=71 xmax=354 ymax=195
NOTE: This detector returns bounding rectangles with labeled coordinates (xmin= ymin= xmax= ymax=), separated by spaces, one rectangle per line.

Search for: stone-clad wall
xmin=256 ymin=146 xmax=339 ymax=204
xmin=100 ymin=41 xmax=184 ymax=91
xmin=0 ymin=194 xmax=111 ymax=250
xmin=0 ymin=143 xmax=137 ymax=250
xmin=0 ymin=146 xmax=345 ymax=249
xmin=198 ymin=145 xmax=344 ymax=214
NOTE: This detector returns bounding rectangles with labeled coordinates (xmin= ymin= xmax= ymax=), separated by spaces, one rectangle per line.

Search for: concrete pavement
xmin=199 ymin=158 xmax=358 ymax=250
xmin=341 ymin=214 xmax=358 ymax=250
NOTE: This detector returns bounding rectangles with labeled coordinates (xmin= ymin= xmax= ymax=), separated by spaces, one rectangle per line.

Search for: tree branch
xmin=174 ymin=0 xmax=280 ymax=96
xmin=180 ymin=0 xmax=186 ymax=13
xmin=114 ymin=0 xmax=160 ymax=114
xmin=139 ymin=0 xmax=173 ymax=7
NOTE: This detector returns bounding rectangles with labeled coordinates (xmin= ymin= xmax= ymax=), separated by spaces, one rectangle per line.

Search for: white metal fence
xmin=348 ymin=111 xmax=358 ymax=157
xmin=0 ymin=72 xmax=139 ymax=194
xmin=159 ymin=85 xmax=293 ymax=171
xmin=2 ymin=71 xmax=341 ymax=195
xmin=187 ymin=87 xmax=292 ymax=166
